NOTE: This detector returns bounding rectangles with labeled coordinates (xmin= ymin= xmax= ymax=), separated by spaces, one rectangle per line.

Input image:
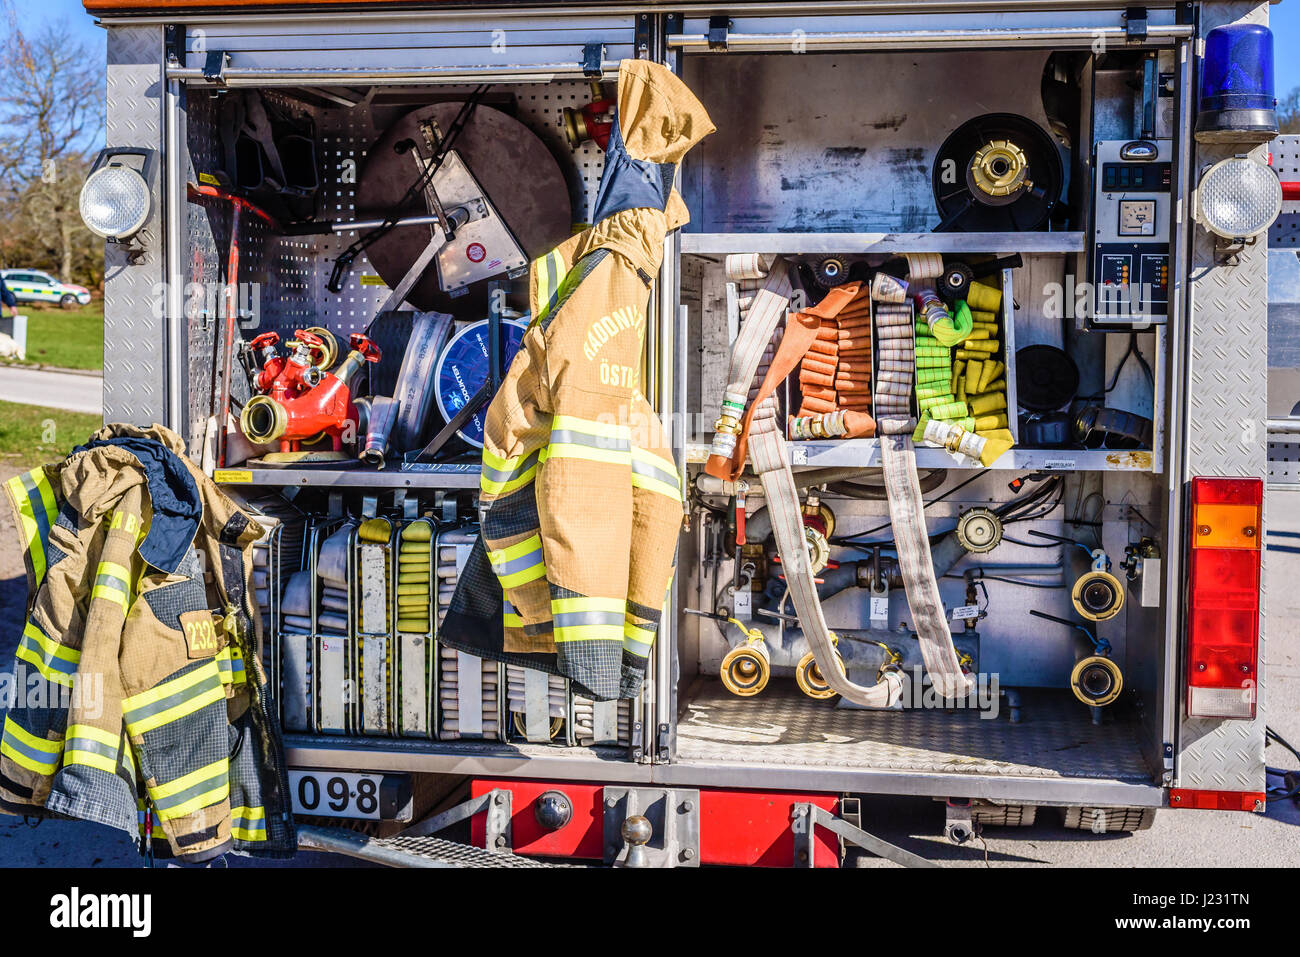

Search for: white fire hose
xmin=705 ymin=255 xmax=973 ymax=706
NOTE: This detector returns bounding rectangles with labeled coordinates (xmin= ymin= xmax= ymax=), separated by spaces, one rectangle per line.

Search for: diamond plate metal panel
xmin=676 ymin=685 xmax=1152 ymax=781
xmin=1176 ymin=1 xmax=1269 ymax=792
xmin=103 ymin=26 xmax=167 ymax=425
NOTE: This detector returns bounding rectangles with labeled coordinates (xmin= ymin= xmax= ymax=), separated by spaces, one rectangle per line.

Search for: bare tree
xmin=1279 ymin=87 xmax=1300 ymax=135
xmin=0 ymin=1 xmax=102 ymax=283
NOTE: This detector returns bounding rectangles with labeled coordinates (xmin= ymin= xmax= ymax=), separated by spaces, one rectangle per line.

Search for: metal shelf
xmin=680 ymin=231 xmax=1086 ymax=256
xmin=213 ymin=465 xmax=482 ymax=489
xmin=684 ymin=441 xmax=1153 ymax=472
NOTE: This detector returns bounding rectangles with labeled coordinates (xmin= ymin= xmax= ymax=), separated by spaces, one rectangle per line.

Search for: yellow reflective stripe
xmin=97 ymin=560 xmax=131 ymax=581
xmin=551 ymin=595 xmax=625 ymax=642
xmin=66 ymin=723 xmax=119 ymax=748
xmin=91 ymin=560 xmax=133 ymax=612
xmin=64 ymin=747 xmax=118 ymax=774
xmin=498 ymin=565 xmax=545 ymax=590
xmin=151 ymin=758 xmax=226 ymax=800
xmin=123 ymin=662 xmax=225 ymax=735
xmin=215 ymin=647 xmax=248 ymax=687
xmin=15 ymin=622 xmax=79 ymax=688
xmin=489 ymin=533 xmax=543 ymax=563
xmin=124 ymin=660 xmax=219 ymax=711
xmin=533 ymin=248 xmax=566 ymax=323
xmin=631 ymin=472 xmax=682 ymax=502
xmin=502 ymin=600 xmax=525 ymax=629
xmin=488 ymin=533 xmax=546 ymax=589
xmin=623 ymin=622 xmax=655 ymax=658
xmin=1 ymin=716 xmax=62 ymax=774
xmin=552 ymin=623 xmax=623 ymax=644
xmin=550 ymin=415 xmax=630 ymax=440
xmin=481 ymin=448 xmax=541 ymax=496
xmin=231 ymin=804 xmax=268 ymax=841
xmin=19 ymin=621 xmax=79 ymax=667
xmin=149 ymin=758 xmax=230 ymax=822
xmin=542 ymin=444 xmax=630 ymax=467
xmin=550 ymin=596 xmax=625 ymax=614
xmin=8 ymin=469 xmax=56 ymax=584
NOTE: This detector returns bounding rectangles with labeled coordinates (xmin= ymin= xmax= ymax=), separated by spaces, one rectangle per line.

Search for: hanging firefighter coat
xmin=438 ymin=60 xmax=715 ymax=700
xmin=0 ymin=423 xmax=295 ymax=862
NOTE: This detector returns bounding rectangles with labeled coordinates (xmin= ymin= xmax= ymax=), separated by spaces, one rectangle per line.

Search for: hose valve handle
xmin=350 ymin=333 xmax=382 ymax=363
xmin=250 ymin=331 xmax=280 ymax=352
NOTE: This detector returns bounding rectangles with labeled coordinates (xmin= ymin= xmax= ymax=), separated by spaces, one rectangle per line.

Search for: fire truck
xmin=79 ymin=0 xmax=1284 ymax=866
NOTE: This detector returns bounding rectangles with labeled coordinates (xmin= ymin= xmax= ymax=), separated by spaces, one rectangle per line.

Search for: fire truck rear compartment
xmin=177 ymin=43 xmax=1169 ymax=801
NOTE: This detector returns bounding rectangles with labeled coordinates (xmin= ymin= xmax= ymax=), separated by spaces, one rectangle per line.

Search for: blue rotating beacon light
xmin=1196 ymin=22 xmax=1279 ymax=143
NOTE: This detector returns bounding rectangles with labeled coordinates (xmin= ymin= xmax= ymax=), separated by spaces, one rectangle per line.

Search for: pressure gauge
xmin=1118 ymin=199 xmax=1157 ymax=236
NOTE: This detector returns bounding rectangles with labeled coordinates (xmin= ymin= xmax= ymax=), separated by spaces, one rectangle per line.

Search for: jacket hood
xmin=589 ymin=60 xmax=715 ymax=228
xmin=70 ymin=428 xmax=204 ymax=575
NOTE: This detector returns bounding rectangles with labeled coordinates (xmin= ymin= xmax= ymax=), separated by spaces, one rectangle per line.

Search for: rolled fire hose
xmin=711 ymin=272 xmax=901 ymax=707
xmin=875 ymin=274 xmax=975 ymax=701
xmin=390 ymin=311 xmax=454 ymax=452
xmin=707 ymin=256 xmax=973 ymax=704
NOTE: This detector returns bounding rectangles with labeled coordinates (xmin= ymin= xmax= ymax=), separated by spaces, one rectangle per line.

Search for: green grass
xmin=0 ymin=401 xmax=103 ymax=471
xmin=7 ymin=301 xmax=104 ymax=371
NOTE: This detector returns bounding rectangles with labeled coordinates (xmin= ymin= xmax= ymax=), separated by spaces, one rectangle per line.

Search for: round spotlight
xmin=80 ymin=160 xmax=151 ymax=239
xmin=1195 ymin=157 xmax=1282 ymax=241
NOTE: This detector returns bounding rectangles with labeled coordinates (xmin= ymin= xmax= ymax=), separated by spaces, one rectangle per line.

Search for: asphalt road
xmin=0 ymin=466 xmax=1295 ymax=868
xmin=0 ymin=366 xmax=102 ymax=414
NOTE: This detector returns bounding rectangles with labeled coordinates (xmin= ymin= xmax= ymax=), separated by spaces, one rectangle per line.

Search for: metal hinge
xmin=628 ymin=718 xmax=644 ymax=762
xmin=1125 ymin=6 xmax=1149 ymax=43
xmin=635 ymin=13 xmax=652 ymax=60
xmin=708 ymin=16 xmax=732 ymax=52
xmin=581 ymin=42 xmax=606 ymax=78
xmin=657 ymin=722 xmax=671 ymax=763
xmin=164 ymin=24 xmax=185 ymax=66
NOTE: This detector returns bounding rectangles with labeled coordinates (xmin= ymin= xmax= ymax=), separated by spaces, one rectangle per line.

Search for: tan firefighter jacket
xmin=438 ymin=60 xmax=715 ymax=700
xmin=1 ymin=424 xmax=295 ymax=862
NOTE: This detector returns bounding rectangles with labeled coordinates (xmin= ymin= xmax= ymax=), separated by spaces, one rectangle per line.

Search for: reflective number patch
xmin=179 ymin=610 xmax=226 ymax=659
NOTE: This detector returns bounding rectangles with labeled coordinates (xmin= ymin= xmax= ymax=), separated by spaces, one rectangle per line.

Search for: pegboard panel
xmin=181 ymin=79 xmax=606 ymax=382
xmin=1269 ymin=133 xmax=1300 ymax=248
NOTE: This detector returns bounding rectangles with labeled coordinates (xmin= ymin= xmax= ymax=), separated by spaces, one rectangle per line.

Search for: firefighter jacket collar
xmin=71 ymin=432 xmax=201 ymax=575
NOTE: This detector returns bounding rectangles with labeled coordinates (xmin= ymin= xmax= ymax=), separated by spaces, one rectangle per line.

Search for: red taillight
xmin=1169 ymin=788 xmax=1266 ymax=812
xmin=1186 ymin=477 xmax=1262 ymax=719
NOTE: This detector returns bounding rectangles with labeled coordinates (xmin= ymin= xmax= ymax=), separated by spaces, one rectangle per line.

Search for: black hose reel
xmin=932 ymin=112 xmax=1064 ymax=232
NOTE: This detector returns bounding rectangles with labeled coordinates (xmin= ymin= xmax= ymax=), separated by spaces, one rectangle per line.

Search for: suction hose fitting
xmin=240 ymin=394 xmax=288 ymax=444
xmin=795 ymin=649 xmax=845 ymax=700
xmin=1071 ymin=655 xmax=1124 ymax=707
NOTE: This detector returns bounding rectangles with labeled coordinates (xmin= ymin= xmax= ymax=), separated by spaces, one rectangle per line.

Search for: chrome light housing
xmin=79 ymin=148 xmax=153 ymax=240
xmin=1194 ymin=156 xmax=1282 ymax=240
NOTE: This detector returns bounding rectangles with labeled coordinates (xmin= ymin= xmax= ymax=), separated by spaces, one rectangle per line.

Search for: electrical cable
xmin=945 ymin=572 xmax=1063 ymax=589
xmin=1074 ymin=332 xmax=1154 ymax=401
xmin=830 ymin=469 xmax=990 ymax=545
xmin=1265 ymin=726 xmax=1300 ymax=802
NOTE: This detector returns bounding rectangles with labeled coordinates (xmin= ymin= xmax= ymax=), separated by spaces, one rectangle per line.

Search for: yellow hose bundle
xmin=396 ymin=522 xmax=431 ymax=634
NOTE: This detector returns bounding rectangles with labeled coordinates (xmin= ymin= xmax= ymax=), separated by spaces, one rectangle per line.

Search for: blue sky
xmin=47 ymin=0 xmax=1300 ymax=103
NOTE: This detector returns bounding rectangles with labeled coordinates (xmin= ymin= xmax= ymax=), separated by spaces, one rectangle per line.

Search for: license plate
xmin=289 ymin=770 xmax=383 ymax=820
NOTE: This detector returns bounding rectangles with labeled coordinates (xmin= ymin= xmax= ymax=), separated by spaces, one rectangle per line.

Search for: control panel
xmin=1090 ymin=139 xmax=1172 ymax=328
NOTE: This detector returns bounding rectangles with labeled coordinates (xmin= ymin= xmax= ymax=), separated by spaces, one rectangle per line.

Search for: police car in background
xmin=0 ymin=269 xmax=92 ymax=309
